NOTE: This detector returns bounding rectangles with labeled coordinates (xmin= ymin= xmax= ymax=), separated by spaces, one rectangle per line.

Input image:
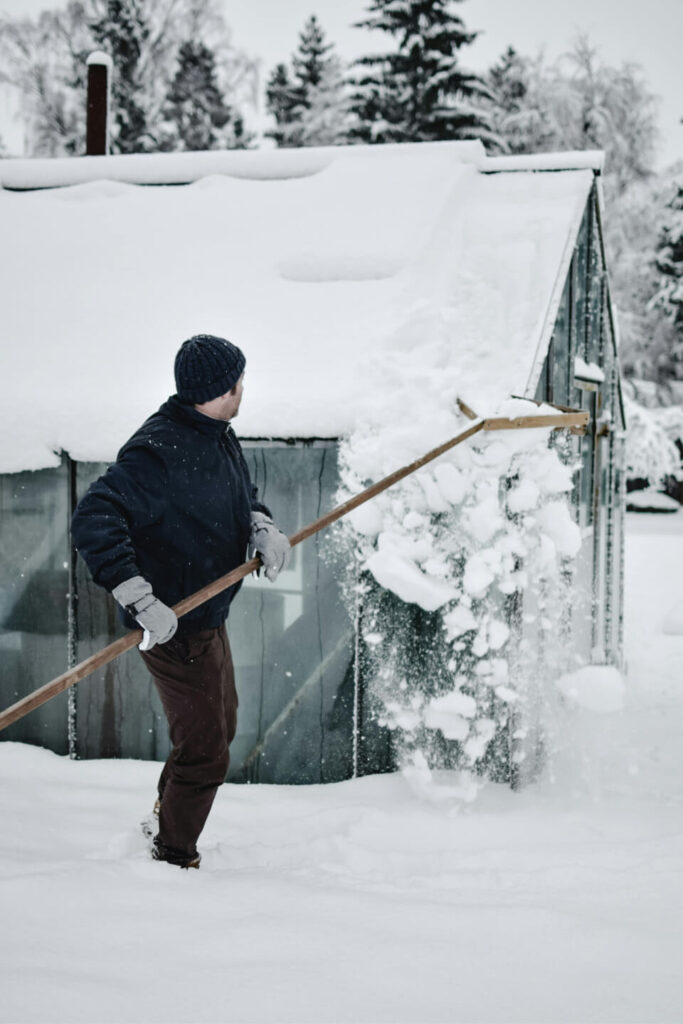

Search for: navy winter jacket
xmin=71 ymin=396 xmax=270 ymax=631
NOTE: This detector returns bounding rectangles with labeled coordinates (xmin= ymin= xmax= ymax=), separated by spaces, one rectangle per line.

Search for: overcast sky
xmin=1 ymin=0 xmax=681 ymax=168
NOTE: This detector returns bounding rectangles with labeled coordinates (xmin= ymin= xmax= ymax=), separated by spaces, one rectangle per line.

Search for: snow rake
xmin=0 ymin=406 xmax=588 ymax=733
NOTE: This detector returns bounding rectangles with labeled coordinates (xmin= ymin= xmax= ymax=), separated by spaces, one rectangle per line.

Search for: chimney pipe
xmin=86 ymin=51 xmax=112 ymax=156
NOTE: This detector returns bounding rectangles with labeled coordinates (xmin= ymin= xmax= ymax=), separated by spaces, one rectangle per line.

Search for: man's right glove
xmin=112 ymin=575 xmax=178 ymax=651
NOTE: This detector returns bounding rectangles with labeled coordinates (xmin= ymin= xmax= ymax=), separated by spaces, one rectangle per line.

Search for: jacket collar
xmin=161 ymin=395 xmax=229 ymax=439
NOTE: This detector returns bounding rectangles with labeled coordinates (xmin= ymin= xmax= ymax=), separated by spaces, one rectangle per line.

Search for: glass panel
xmin=587 ymin=215 xmax=604 ymax=366
xmin=534 ymin=344 xmax=551 ymax=403
xmin=574 ymin=209 xmax=589 ymax=362
xmin=578 ymin=391 xmax=597 ymax=527
xmin=551 ymin=274 xmax=571 ymax=405
xmin=231 ymin=444 xmax=354 ymax=784
xmin=0 ymin=462 xmax=70 ymax=753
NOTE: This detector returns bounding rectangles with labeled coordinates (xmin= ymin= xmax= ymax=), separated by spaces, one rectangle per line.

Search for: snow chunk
xmin=574 ymin=357 xmax=605 ymax=383
xmin=507 ymin=478 xmax=540 ymax=513
xmin=424 ymin=691 xmax=477 ymax=739
xmin=535 ymin=503 xmax=582 ymax=558
xmin=366 ymin=550 xmax=458 ymax=611
xmin=443 ymin=604 xmax=477 ymax=640
xmin=556 ymin=666 xmax=625 ymax=713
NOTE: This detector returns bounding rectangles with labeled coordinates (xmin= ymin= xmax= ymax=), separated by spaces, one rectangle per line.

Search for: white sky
xmin=1 ymin=0 xmax=681 ymax=168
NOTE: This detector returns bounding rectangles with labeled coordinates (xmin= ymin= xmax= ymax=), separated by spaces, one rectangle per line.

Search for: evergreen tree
xmin=485 ymin=46 xmax=555 ymax=155
xmin=161 ymin=40 xmax=234 ymax=151
xmin=350 ymin=0 xmax=499 ymax=148
xmin=265 ymin=15 xmax=350 ymax=148
xmin=90 ymin=0 xmax=151 ymax=153
xmin=292 ymin=14 xmax=333 ymax=92
xmin=489 ymin=46 xmax=527 ymax=112
xmin=652 ymin=180 xmax=683 ymax=378
xmin=265 ymin=63 xmax=300 ymax=147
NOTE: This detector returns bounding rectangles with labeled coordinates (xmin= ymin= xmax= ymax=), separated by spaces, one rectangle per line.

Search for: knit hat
xmin=174 ymin=334 xmax=246 ymax=404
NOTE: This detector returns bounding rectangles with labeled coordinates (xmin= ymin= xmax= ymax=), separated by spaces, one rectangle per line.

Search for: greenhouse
xmin=0 ymin=140 xmax=625 ymax=782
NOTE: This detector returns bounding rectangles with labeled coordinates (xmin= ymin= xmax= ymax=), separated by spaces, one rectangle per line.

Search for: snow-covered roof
xmin=0 ymin=141 xmax=596 ymax=472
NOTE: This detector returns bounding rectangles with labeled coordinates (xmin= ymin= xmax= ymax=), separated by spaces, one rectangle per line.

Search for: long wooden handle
xmin=0 ymin=410 xmax=584 ymax=732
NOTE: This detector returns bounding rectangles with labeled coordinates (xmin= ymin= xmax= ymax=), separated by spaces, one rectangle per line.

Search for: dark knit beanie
xmin=174 ymin=334 xmax=246 ymax=404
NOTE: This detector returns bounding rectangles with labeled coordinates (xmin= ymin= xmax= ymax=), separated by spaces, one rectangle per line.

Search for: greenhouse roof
xmin=0 ymin=141 xmax=596 ymax=472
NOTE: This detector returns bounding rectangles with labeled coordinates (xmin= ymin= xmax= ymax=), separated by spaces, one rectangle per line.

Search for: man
xmin=71 ymin=334 xmax=290 ymax=869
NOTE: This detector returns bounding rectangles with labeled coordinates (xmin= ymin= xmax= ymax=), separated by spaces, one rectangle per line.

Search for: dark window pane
xmin=0 ymin=462 xmax=70 ymax=752
xmin=575 ymin=209 xmax=589 ymax=362
xmin=552 ymin=274 xmax=571 ymax=405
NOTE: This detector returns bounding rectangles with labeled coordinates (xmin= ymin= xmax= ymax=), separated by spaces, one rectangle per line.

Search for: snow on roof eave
xmin=0 ymin=140 xmax=486 ymax=191
xmin=480 ymin=150 xmax=605 ymax=174
xmin=523 ymin=170 xmax=596 ymax=401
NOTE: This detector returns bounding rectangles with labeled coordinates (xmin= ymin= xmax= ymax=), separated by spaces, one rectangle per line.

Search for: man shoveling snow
xmin=71 ymin=334 xmax=290 ymax=869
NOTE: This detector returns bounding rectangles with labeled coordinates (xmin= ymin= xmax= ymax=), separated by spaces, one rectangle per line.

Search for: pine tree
xmin=350 ymin=0 xmax=499 ymax=148
xmin=485 ymin=47 xmax=555 ymax=155
xmin=90 ymin=0 xmax=150 ymax=153
xmin=265 ymin=15 xmax=350 ymax=148
xmin=292 ymin=14 xmax=332 ymax=92
xmin=265 ymin=63 xmax=301 ymax=147
xmin=652 ymin=180 xmax=683 ymax=378
xmin=489 ymin=46 xmax=527 ymax=112
xmin=161 ymin=40 xmax=234 ymax=151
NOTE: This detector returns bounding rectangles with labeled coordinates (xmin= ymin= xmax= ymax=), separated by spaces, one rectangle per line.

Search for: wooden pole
xmin=0 ymin=410 xmax=585 ymax=733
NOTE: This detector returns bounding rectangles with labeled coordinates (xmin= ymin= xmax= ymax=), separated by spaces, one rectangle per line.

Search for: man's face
xmin=224 ymin=373 xmax=245 ymax=420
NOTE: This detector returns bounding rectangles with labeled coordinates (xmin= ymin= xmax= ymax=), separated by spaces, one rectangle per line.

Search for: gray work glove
xmin=112 ymin=575 xmax=178 ymax=651
xmin=248 ymin=511 xmax=291 ymax=582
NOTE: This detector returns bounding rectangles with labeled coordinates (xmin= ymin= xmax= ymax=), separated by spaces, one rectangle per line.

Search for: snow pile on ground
xmin=1 ymin=515 xmax=682 ymax=1023
xmin=337 ymin=388 xmax=580 ymax=794
xmin=556 ymin=665 xmax=625 ymax=712
xmin=626 ymin=487 xmax=680 ymax=512
xmin=0 ymin=143 xmax=591 ymax=471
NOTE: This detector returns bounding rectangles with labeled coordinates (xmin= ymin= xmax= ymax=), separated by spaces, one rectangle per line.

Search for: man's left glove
xmin=112 ymin=575 xmax=178 ymax=651
xmin=248 ymin=511 xmax=291 ymax=582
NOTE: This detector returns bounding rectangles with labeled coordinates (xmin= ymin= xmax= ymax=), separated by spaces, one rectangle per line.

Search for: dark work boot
xmin=151 ymin=836 xmax=201 ymax=870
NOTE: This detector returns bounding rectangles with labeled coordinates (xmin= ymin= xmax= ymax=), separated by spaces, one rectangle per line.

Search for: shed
xmin=0 ymin=140 xmax=625 ymax=783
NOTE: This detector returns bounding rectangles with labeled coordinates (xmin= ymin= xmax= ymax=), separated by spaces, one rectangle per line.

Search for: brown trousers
xmin=140 ymin=626 xmax=238 ymax=860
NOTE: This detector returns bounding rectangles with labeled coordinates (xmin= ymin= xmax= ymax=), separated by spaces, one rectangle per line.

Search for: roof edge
xmin=524 ymin=171 xmax=596 ymax=397
xmin=480 ymin=150 xmax=604 ymax=174
xmin=0 ymin=140 xmax=486 ymax=191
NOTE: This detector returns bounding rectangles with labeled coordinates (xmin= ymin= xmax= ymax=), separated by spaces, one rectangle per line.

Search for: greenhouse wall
xmin=0 ymin=442 xmax=370 ymax=784
xmin=534 ymin=185 xmax=625 ymax=669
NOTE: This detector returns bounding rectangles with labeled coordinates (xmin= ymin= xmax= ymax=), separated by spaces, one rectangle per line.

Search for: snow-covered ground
xmin=2 ymin=513 xmax=683 ymax=1024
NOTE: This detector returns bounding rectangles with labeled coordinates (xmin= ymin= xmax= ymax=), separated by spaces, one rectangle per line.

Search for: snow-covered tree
xmin=603 ymin=167 xmax=682 ymax=383
xmin=0 ymin=2 xmax=92 ymax=156
xmin=292 ymin=13 xmax=333 ymax=92
xmin=623 ymin=395 xmax=682 ymax=485
xmin=160 ymin=40 xmax=243 ymax=151
xmin=485 ymin=37 xmax=659 ymax=194
xmin=350 ymin=0 xmax=499 ymax=148
xmin=485 ymin=47 xmax=556 ymax=155
xmin=266 ymin=15 xmax=351 ymax=148
xmin=651 ymin=179 xmax=683 ymax=377
xmin=0 ymin=0 xmax=258 ymax=156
